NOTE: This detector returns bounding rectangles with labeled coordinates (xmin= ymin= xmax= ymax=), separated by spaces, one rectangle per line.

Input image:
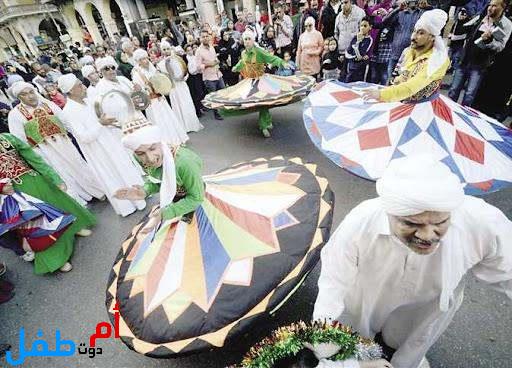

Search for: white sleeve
xmin=471 ymin=206 xmax=512 ymax=299
xmin=313 ymin=207 xmax=363 ymax=321
xmin=7 ymin=110 xmax=28 ymax=143
xmin=62 ymin=109 xmax=101 ymax=144
xmin=317 ymin=359 xmax=360 ymax=368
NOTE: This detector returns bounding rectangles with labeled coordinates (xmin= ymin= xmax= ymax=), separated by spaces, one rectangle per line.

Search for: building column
xmin=59 ymin=2 xmax=84 ymax=44
xmin=199 ymin=0 xmax=218 ymax=25
xmin=242 ymin=0 xmax=257 ymax=13
xmin=135 ymin=0 xmax=148 ymax=19
xmin=75 ymin=3 xmax=103 ymax=44
xmin=9 ymin=26 xmax=37 ymax=57
xmin=96 ymin=0 xmax=120 ymax=39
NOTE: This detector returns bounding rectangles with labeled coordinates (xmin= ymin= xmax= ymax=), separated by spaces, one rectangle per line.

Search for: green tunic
xmin=233 ymin=46 xmax=285 ymax=132
xmin=142 ymin=146 xmax=204 ymax=221
xmin=0 ymin=133 xmax=96 ymax=274
xmin=233 ymin=46 xmax=286 ymax=74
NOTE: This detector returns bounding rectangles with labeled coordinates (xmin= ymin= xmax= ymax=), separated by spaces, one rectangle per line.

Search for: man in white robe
xmin=7 ymin=82 xmax=104 ymax=205
xmin=131 ymin=49 xmax=189 ymax=145
xmin=314 ymin=156 xmax=512 ymax=368
xmin=81 ymin=64 xmax=100 ymax=103
xmin=58 ymin=74 xmax=146 ymax=217
xmin=157 ymin=40 xmax=203 ymax=133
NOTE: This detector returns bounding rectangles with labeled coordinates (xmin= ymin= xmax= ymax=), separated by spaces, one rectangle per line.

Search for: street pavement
xmin=1 ymin=102 xmax=511 ymax=368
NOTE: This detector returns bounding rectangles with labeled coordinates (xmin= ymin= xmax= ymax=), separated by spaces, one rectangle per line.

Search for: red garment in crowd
xmin=49 ymin=92 xmax=66 ymax=109
xmin=260 ymin=14 xmax=270 ymax=25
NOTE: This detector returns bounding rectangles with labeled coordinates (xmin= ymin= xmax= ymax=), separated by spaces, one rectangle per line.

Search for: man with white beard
xmin=314 ymin=155 xmax=512 ymax=368
xmin=7 ymin=81 xmax=104 ymax=205
xmin=58 ymin=74 xmax=146 ymax=217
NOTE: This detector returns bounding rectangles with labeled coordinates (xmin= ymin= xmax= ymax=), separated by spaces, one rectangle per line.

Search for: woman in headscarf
xmin=216 ymin=30 xmax=239 ymax=86
xmin=260 ymin=24 xmax=277 ymax=52
xmin=297 ymin=17 xmax=324 ymax=77
xmin=115 ymin=50 xmax=133 ymax=79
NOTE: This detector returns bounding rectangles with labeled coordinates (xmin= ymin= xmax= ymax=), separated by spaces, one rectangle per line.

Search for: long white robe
xmin=7 ymin=99 xmax=104 ymax=205
xmin=314 ymin=196 xmax=512 ymax=368
xmin=131 ymin=65 xmax=189 ymax=145
xmin=157 ymin=57 xmax=203 ymax=133
xmin=61 ymin=99 xmax=146 ymax=217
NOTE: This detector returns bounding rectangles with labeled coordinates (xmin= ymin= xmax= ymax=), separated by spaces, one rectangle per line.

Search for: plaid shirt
xmin=372 ymin=41 xmax=392 ymax=64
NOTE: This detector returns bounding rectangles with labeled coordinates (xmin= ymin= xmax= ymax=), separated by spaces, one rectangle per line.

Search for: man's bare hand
xmin=360 ymin=359 xmax=394 ymax=368
xmin=1 ymin=182 xmax=14 ymax=195
xmin=361 ymin=88 xmax=381 ymax=101
xmin=99 ymin=113 xmax=117 ymax=126
xmin=114 ymin=185 xmax=146 ymax=200
xmin=481 ymin=31 xmax=492 ymax=41
xmin=58 ymin=183 xmax=67 ymax=192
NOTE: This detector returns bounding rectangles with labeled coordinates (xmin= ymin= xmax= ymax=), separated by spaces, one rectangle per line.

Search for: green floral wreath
xmin=235 ymin=320 xmax=382 ymax=368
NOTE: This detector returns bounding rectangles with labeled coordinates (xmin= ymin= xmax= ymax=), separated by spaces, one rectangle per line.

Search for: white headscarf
xmin=81 ymin=64 xmax=96 ymax=79
xmin=414 ymin=9 xmax=449 ymax=77
xmin=133 ymin=49 xmax=149 ymax=63
xmin=376 ymin=155 xmax=466 ymax=312
xmin=305 ymin=16 xmax=316 ymax=28
xmin=122 ymin=125 xmax=176 ymax=208
xmin=160 ymin=40 xmax=172 ymax=50
xmin=57 ymin=73 xmax=79 ymax=94
xmin=242 ymin=29 xmax=256 ymax=41
xmin=9 ymin=81 xmax=35 ymax=98
xmin=95 ymin=56 xmax=117 ymax=71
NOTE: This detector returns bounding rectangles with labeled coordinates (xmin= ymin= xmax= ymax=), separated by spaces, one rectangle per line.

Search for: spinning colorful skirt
xmin=203 ymin=45 xmax=315 ymax=135
xmin=106 ymin=156 xmax=333 ymax=357
xmin=303 ymin=81 xmax=512 ymax=195
xmin=0 ymin=191 xmax=75 ymax=251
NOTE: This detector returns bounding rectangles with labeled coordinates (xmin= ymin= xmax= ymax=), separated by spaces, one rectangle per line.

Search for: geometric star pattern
xmin=303 ymin=80 xmax=512 ymax=195
xmin=105 ymin=156 xmax=334 ymax=357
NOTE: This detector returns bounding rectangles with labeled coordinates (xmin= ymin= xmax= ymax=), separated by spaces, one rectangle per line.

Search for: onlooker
xmin=345 ymin=17 xmax=373 ymax=82
xmin=369 ymin=24 xmax=393 ymax=85
xmin=115 ymin=51 xmax=134 ymax=79
xmin=31 ymin=62 xmax=49 ymax=94
xmin=217 ymin=30 xmax=239 ymax=86
xmin=196 ymin=31 xmax=225 ymax=120
xmin=320 ymin=0 xmax=344 ymax=38
xmin=261 ymin=25 xmax=278 ymax=51
xmin=235 ymin=11 xmax=247 ymax=33
xmin=293 ymin=0 xmax=320 ymax=52
xmin=44 ymin=83 xmax=66 ymax=109
xmin=448 ymin=0 xmax=512 ymax=106
xmin=184 ymin=44 xmax=205 ymax=117
xmin=274 ymin=2 xmax=294 ymax=57
xmin=322 ymin=37 xmax=342 ymax=79
xmin=448 ymin=7 xmax=470 ymax=70
xmin=277 ymin=51 xmax=298 ymax=76
xmin=297 ymin=17 xmax=325 ymax=76
xmin=379 ymin=0 xmax=424 ymax=80
xmin=335 ymin=0 xmax=366 ymax=79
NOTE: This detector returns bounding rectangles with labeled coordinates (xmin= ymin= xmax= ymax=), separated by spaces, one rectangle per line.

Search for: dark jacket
xmin=320 ymin=2 xmax=342 ymax=38
xmin=461 ymin=12 xmax=512 ymax=68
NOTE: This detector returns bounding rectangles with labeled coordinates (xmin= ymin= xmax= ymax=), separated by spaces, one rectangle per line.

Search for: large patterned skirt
xmin=203 ymin=74 xmax=315 ymax=112
xmin=106 ymin=156 xmax=334 ymax=357
xmin=303 ymin=81 xmax=512 ymax=195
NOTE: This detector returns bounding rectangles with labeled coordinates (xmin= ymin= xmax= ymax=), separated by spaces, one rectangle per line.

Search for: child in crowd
xmin=265 ymin=46 xmax=279 ymax=74
xmin=345 ymin=17 xmax=373 ymax=83
xmin=45 ymin=83 xmax=66 ymax=108
xmin=276 ymin=51 xmax=297 ymax=76
xmin=321 ymin=37 xmax=341 ymax=80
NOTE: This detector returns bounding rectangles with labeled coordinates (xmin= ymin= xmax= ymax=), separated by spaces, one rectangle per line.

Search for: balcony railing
xmin=0 ymin=3 xmax=59 ymax=24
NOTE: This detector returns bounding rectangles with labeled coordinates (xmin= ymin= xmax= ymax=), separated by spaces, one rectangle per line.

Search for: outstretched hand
xmin=114 ymin=185 xmax=146 ymax=200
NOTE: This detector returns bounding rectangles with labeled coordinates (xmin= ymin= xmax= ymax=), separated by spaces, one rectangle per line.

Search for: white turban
xmin=133 ymin=49 xmax=149 ymax=62
xmin=160 ymin=40 xmax=172 ymax=50
xmin=122 ymin=125 xmax=176 ymax=208
xmin=414 ymin=9 xmax=449 ymax=77
xmin=79 ymin=55 xmax=94 ymax=66
xmin=9 ymin=81 xmax=35 ymax=98
xmin=57 ymin=73 xmax=79 ymax=94
xmin=242 ymin=29 xmax=256 ymax=41
xmin=376 ymin=155 xmax=464 ymax=216
xmin=81 ymin=64 xmax=96 ymax=79
xmin=95 ymin=56 xmax=117 ymax=71
xmin=121 ymin=40 xmax=133 ymax=52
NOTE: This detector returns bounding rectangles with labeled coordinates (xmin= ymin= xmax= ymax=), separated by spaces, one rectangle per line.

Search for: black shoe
xmin=0 ymin=344 xmax=11 ymax=357
xmin=214 ymin=112 xmax=224 ymax=120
